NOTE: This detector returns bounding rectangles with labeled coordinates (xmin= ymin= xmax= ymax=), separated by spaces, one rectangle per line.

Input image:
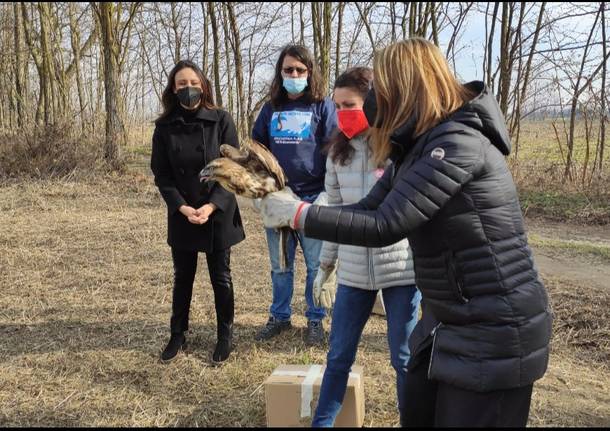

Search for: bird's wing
xmin=242 ymin=138 xmax=287 ymax=189
xmin=220 ymin=144 xmax=249 ymax=163
xmin=208 ymin=157 xmax=273 ymax=199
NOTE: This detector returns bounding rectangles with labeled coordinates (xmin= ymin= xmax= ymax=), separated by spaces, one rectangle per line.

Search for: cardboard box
xmin=264 ymin=364 xmax=365 ymax=427
xmin=371 ymin=291 xmax=386 ymax=316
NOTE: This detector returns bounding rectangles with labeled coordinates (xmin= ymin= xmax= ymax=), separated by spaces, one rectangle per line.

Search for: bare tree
xmin=93 ymin=2 xmax=140 ymax=169
xmin=208 ymin=2 xmax=223 ymax=107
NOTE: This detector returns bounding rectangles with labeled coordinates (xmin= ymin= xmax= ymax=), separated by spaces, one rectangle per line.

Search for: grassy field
xmin=1 ymin=171 xmax=609 ymax=427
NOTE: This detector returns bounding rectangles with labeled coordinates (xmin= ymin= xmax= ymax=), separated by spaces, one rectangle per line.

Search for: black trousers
xmin=170 ymin=247 xmax=234 ymax=340
xmin=402 ymin=349 xmax=533 ymax=427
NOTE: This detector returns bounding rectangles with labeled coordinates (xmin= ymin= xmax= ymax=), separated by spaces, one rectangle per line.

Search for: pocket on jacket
xmin=444 ymin=250 xmax=469 ymax=304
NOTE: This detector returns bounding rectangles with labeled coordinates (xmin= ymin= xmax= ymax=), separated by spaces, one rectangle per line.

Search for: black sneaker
xmin=255 ymin=316 xmax=292 ymax=341
xmin=306 ymin=320 xmax=325 ymax=346
xmin=160 ymin=333 xmax=186 ymax=363
xmin=211 ymin=338 xmax=233 ymax=364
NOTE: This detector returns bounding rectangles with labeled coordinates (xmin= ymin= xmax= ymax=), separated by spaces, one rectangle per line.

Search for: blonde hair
xmin=369 ymin=38 xmax=474 ymax=165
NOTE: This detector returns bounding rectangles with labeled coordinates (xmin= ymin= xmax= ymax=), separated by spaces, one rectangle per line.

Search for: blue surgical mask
xmin=283 ymin=77 xmax=308 ymax=95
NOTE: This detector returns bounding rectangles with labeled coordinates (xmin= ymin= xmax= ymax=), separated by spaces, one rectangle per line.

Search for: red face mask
xmin=337 ymin=109 xmax=370 ymax=139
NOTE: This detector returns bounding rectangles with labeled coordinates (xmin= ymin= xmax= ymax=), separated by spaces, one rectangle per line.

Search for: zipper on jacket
xmin=427 ymin=322 xmax=443 ymax=379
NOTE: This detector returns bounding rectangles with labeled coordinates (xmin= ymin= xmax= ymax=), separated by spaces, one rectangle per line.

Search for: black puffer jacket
xmin=304 ymin=81 xmax=552 ymax=392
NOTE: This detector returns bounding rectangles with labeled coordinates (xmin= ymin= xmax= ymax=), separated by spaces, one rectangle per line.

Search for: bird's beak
xmin=199 ymin=167 xmax=211 ymax=183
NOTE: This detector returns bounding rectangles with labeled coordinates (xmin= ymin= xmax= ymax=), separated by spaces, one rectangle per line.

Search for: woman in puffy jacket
xmin=259 ymin=38 xmax=552 ymax=427
xmin=311 ymin=67 xmax=421 ymax=427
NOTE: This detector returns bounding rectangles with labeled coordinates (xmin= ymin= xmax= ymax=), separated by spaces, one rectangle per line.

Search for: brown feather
xmin=200 ymin=139 xmax=293 ymax=270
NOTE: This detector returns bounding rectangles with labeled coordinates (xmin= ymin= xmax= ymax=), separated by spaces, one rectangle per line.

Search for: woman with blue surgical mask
xmin=251 ymin=44 xmax=338 ymax=346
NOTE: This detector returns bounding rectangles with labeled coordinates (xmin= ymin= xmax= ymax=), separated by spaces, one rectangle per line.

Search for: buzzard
xmin=199 ymin=138 xmax=295 ymax=269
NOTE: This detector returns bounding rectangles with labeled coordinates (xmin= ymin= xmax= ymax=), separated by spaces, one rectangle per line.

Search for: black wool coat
xmin=303 ymin=81 xmax=552 ymax=392
xmin=151 ymin=107 xmax=245 ymax=252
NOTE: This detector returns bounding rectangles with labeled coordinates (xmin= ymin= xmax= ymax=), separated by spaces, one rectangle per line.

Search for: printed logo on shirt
xmin=270 ymin=111 xmax=312 ymax=144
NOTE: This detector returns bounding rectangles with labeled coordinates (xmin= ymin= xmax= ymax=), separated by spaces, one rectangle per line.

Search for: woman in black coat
xmin=259 ymin=39 xmax=552 ymax=427
xmin=151 ymin=60 xmax=245 ymax=364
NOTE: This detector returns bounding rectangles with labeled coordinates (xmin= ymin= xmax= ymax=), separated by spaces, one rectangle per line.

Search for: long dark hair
xmin=155 ymin=60 xmax=216 ymax=123
xmin=269 ymin=45 xmax=325 ymax=109
xmin=324 ymin=67 xmax=374 ymax=167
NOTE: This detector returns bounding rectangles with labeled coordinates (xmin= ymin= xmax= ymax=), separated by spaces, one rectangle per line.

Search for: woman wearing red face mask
xmin=311 ymin=67 xmax=421 ymax=427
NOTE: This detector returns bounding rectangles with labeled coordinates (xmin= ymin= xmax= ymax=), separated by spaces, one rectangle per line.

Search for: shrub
xmin=0 ymin=121 xmax=113 ymax=180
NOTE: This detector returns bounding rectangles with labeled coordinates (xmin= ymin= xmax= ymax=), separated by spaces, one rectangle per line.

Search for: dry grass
xmin=508 ymin=120 xmax=610 ymax=225
xmin=0 ymin=173 xmax=609 ymax=427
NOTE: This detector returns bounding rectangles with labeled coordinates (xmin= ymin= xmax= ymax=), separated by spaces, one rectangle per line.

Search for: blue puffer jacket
xmin=302 ymin=81 xmax=552 ymax=392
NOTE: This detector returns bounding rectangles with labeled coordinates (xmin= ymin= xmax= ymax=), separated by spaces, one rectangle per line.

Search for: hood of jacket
xmin=389 ymin=81 xmax=512 ymax=161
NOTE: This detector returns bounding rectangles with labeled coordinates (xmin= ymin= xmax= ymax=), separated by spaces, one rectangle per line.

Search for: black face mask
xmin=176 ymin=86 xmax=202 ymax=109
xmin=363 ymin=87 xmax=379 ymax=128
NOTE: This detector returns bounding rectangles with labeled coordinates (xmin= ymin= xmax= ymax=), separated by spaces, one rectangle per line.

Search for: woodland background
xmin=0 ymin=2 xmax=609 ymax=427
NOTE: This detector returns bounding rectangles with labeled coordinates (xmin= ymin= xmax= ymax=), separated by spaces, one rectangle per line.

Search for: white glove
xmin=313 ymin=191 xmax=329 ymax=206
xmin=252 ymin=198 xmax=262 ymax=213
xmin=313 ymin=264 xmax=337 ymax=309
xmin=259 ymin=187 xmax=305 ymax=229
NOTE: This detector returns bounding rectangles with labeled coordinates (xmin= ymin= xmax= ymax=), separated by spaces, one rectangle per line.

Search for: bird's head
xmin=199 ymin=159 xmax=225 ymax=183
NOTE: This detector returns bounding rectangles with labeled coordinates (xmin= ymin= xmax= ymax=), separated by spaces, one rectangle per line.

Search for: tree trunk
xmin=291 ymin=2 xmax=295 ymax=42
xmin=207 ymin=2 xmax=223 ymax=107
xmin=13 ymin=2 xmax=25 ymax=127
xmin=38 ymin=2 xmax=55 ymax=125
xmin=99 ymin=2 xmax=125 ymax=170
xmin=299 ymin=3 xmax=305 ymax=45
xmin=311 ymin=2 xmax=320 ymax=62
xmin=334 ymin=2 xmax=344 ymax=82
xmin=170 ymin=2 xmax=181 ymax=63
xmin=226 ymin=2 xmax=247 ymax=138
xmin=430 ymin=2 xmax=439 ymax=46
xmin=498 ymin=2 xmax=513 ymax=114
xmin=221 ymin=3 xmax=234 ymax=115
xmin=68 ymin=3 xmax=87 ymax=132
xmin=599 ymin=2 xmax=607 ymax=174
xmin=201 ymin=3 xmax=209 ymax=76
xmin=320 ymin=2 xmax=331 ymax=93
xmin=390 ymin=2 xmax=397 ymax=42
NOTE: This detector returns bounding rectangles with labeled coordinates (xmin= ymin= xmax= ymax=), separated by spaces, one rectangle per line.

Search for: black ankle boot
xmin=212 ymin=323 xmax=233 ymax=364
xmin=211 ymin=338 xmax=233 ymax=364
xmin=160 ymin=332 xmax=186 ymax=363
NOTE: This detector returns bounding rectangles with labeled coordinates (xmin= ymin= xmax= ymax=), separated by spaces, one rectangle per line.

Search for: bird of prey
xmin=199 ymin=138 xmax=295 ymax=270
xmin=199 ymin=139 xmax=287 ymax=198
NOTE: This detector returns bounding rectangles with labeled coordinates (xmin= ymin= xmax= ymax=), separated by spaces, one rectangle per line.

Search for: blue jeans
xmin=265 ymin=227 xmax=326 ymax=322
xmin=312 ymin=284 xmax=422 ymax=427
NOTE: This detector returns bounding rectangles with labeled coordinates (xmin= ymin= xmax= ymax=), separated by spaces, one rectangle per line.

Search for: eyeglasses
xmin=282 ymin=66 xmax=308 ymax=75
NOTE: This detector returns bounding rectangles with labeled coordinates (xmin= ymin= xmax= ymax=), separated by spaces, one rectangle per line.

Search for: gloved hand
xmin=259 ymin=187 xmax=306 ymax=229
xmin=313 ymin=191 xmax=328 ymax=206
xmin=313 ymin=264 xmax=337 ymax=309
xmin=252 ymin=198 xmax=262 ymax=213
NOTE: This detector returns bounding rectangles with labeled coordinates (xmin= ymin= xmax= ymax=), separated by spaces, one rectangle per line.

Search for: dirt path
xmin=532 ymin=251 xmax=610 ymax=290
xmin=525 ymin=217 xmax=610 ymax=290
xmin=526 ymin=217 xmax=610 ymax=244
